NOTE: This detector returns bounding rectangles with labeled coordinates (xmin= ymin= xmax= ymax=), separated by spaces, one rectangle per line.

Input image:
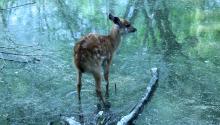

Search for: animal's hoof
xmin=78 ymin=94 xmax=81 ymax=100
xmin=105 ymin=92 xmax=109 ymax=98
xmin=97 ymin=103 xmax=102 ymax=110
xmin=104 ymin=101 xmax=111 ymax=109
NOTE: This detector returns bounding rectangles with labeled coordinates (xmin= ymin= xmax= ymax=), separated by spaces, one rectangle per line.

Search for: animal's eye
xmin=125 ymin=24 xmax=131 ymax=27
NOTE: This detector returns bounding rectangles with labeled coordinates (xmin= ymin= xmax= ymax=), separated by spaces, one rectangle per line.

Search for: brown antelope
xmin=73 ymin=14 xmax=137 ymax=105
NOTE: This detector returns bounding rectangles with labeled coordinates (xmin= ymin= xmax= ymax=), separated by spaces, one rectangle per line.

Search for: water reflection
xmin=0 ymin=0 xmax=220 ymax=125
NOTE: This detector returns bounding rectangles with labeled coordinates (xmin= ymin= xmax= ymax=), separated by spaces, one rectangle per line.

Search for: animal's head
xmin=109 ymin=13 xmax=137 ymax=34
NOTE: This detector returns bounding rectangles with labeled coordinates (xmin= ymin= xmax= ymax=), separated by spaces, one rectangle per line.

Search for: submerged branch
xmin=117 ymin=68 xmax=159 ymax=125
xmin=0 ymin=57 xmax=39 ymax=64
xmin=0 ymin=50 xmax=42 ymax=63
xmin=0 ymin=51 xmax=45 ymax=57
xmin=0 ymin=2 xmax=36 ymax=11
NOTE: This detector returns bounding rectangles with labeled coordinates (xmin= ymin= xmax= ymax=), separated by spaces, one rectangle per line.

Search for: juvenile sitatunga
xmin=73 ymin=13 xmax=137 ymax=106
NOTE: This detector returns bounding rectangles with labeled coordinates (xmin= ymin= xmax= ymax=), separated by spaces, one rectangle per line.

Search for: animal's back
xmin=73 ymin=34 xmax=106 ymax=73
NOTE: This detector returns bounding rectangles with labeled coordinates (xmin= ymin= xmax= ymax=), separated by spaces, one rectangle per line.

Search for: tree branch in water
xmin=0 ymin=2 xmax=36 ymax=11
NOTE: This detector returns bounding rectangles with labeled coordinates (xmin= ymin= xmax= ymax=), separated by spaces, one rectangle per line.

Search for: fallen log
xmin=49 ymin=68 xmax=159 ymax=125
xmin=117 ymin=68 xmax=159 ymax=125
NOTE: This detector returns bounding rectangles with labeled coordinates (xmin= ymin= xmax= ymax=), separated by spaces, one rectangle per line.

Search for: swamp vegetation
xmin=0 ymin=0 xmax=220 ymax=124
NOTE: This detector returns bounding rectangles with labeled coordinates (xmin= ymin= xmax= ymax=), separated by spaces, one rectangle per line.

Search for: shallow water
xmin=0 ymin=0 xmax=220 ymax=125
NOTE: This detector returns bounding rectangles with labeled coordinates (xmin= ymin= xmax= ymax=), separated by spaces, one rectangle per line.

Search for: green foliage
xmin=166 ymin=0 xmax=220 ymax=66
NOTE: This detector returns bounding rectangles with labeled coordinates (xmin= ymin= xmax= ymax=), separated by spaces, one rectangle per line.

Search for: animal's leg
xmin=77 ymin=71 xmax=82 ymax=100
xmin=92 ymin=70 xmax=105 ymax=105
xmin=103 ymin=60 xmax=110 ymax=97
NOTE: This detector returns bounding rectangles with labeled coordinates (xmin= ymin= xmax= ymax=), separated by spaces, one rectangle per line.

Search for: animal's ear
xmin=109 ymin=13 xmax=120 ymax=25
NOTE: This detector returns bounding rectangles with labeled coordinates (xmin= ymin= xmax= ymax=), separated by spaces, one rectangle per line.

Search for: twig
xmin=0 ymin=56 xmax=40 ymax=64
xmin=0 ymin=2 xmax=36 ymax=11
xmin=6 ymin=37 xmax=39 ymax=48
xmin=0 ymin=51 xmax=46 ymax=57
xmin=0 ymin=57 xmax=30 ymax=63
xmin=0 ymin=46 xmax=16 ymax=50
xmin=117 ymin=68 xmax=159 ymax=125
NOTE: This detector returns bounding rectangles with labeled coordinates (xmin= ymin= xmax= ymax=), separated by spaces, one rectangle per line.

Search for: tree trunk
xmin=154 ymin=1 xmax=181 ymax=54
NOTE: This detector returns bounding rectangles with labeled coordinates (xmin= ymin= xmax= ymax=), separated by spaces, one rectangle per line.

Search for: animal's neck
xmin=109 ymin=25 xmax=121 ymax=51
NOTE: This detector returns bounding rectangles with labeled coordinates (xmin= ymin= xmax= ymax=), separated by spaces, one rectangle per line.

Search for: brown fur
xmin=73 ymin=14 xmax=136 ymax=105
